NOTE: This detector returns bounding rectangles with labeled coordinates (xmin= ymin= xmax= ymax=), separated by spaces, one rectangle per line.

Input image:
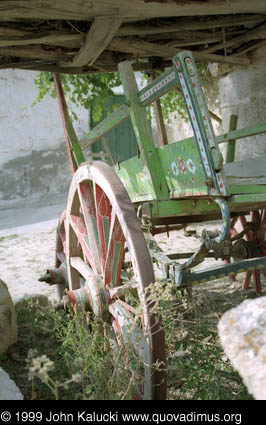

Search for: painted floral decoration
xmin=177 ymin=157 xmax=187 ymax=174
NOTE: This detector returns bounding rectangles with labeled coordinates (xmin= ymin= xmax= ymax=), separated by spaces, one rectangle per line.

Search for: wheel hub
xmin=232 ymin=239 xmax=259 ymax=261
xmin=66 ymin=275 xmax=109 ymax=321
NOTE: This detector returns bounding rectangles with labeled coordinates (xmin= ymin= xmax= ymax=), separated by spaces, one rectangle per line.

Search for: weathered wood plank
xmin=63 ymin=17 xmax=123 ymax=67
xmin=109 ymin=38 xmax=250 ymax=66
xmin=217 ymin=122 xmax=266 ymax=144
xmin=0 ymin=1 xmax=265 ymax=21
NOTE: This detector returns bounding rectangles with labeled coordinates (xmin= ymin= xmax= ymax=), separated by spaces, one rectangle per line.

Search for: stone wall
xmin=216 ymin=45 xmax=266 ymax=160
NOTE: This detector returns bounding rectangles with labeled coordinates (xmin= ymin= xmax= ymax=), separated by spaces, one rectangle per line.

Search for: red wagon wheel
xmin=229 ymin=210 xmax=266 ymax=294
xmin=64 ymin=161 xmax=166 ymax=400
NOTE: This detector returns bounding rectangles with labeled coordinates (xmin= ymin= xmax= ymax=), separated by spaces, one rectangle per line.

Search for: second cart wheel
xmin=65 ymin=161 xmax=166 ymax=400
xmin=229 ymin=210 xmax=266 ymax=294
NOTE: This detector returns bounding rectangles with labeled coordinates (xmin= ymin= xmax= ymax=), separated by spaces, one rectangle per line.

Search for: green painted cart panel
xmin=114 ymin=156 xmax=154 ymax=202
xmin=157 ymin=138 xmax=208 ymax=198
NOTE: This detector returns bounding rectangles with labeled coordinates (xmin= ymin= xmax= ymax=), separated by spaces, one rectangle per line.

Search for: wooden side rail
xmin=163 ymin=122 xmax=266 ymax=149
xmin=217 ymin=122 xmax=266 ymax=145
xmin=138 ymin=67 xmax=178 ymax=107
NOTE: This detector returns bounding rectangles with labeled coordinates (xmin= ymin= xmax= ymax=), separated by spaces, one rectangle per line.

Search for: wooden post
xmin=150 ymin=71 xmax=168 ymax=146
xmin=118 ymin=60 xmax=169 ymax=201
xmin=54 ymin=73 xmax=85 ymax=172
xmin=101 ymin=136 xmax=115 ymax=166
xmin=225 ymin=114 xmax=238 ymax=163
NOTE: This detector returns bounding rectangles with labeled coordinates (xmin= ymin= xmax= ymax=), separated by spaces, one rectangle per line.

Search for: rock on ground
xmin=218 ymin=297 xmax=266 ymax=400
xmin=0 ymin=368 xmax=24 ymax=400
xmin=0 ymin=279 xmax=17 ymax=354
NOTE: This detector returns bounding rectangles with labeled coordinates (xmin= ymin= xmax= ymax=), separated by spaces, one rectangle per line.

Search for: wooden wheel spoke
xmin=104 ymin=210 xmax=126 ymax=286
xmin=240 ymin=215 xmax=252 ymax=241
xmin=115 ymin=298 xmax=138 ymax=316
xmin=56 ymin=210 xmax=67 ymax=268
xmin=78 ymin=182 xmax=101 ymax=274
xmin=56 ymin=252 xmax=66 ymax=265
xmin=257 ymin=209 xmax=266 ymax=243
xmin=253 ymin=270 xmax=262 ymax=294
xmin=232 ymin=211 xmax=266 ymax=294
xmin=223 ymin=258 xmax=237 ymax=283
xmin=230 ymin=216 xmax=238 ymax=233
xmin=94 ymin=182 xmax=112 ymax=273
xmin=242 ymin=270 xmax=252 ymax=290
xmin=108 ymin=301 xmax=149 ymax=363
xmin=70 ymin=256 xmax=94 ymax=281
xmin=59 ymin=223 xmax=66 ymax=246
xmin=109 ymin=281 xmax=137 ymax=299
xmin=69 ymin=214 xmax=98 ymax=273
xmin=251 ymin=210 xmax=260 ymax=240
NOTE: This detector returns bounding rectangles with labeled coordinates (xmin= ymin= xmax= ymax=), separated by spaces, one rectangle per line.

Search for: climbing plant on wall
xmin=33 ymin=69 xmax=188 ymax=123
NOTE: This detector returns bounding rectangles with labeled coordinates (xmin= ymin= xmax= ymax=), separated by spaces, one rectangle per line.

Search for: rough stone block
xmin=218 ymin=297 xmax=266 ymax=400
xmin=0 ymin=367 xmax=23 ymax=400
xmin=0 ymin=279 xmax=17 ymax=354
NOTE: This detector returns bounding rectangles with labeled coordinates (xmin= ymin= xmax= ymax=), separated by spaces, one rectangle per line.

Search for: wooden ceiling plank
xmin=202 ymin=21 xmax=266 ymax=53
xmin=0 ymin=26 xmax=29 ymax=36
xmin=232 ymin=39 xmax=266 ymax=56
xmin=118 ymin=14 xmax=266 ymax=36
xmin=0 ymin=1 xmax=266 ymax=22
xmin=63 ymin=16 xmax=123 ymax=67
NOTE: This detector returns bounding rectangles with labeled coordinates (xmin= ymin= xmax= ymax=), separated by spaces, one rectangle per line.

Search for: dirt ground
xmin=0 ymin=200 xmax=264 ymax=304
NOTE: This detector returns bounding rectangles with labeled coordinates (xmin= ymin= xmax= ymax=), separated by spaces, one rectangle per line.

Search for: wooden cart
xmin=39 ymin=50 xmax=266 ymax=400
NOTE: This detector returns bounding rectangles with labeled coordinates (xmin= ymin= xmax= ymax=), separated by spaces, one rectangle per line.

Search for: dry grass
xmin=0 ymin=277 xmax=259 ymax=400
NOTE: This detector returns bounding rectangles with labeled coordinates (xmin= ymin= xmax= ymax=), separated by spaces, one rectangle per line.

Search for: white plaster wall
xmin=0 ymin=69 xmax=89 ymax=206
xmin=218 ymin=45 xmax=266 ymax=160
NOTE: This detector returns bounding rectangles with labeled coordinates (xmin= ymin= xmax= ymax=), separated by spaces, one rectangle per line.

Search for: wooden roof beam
xmin=0 ymin=30 xmax=83 ymax=48
xmin=62 ymin=16 xmax=123 ymax=67
xmin=109 ymin=38 xmax=251 ymax=66
xmin=0 ymin=44 xmax=71 ymax=61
